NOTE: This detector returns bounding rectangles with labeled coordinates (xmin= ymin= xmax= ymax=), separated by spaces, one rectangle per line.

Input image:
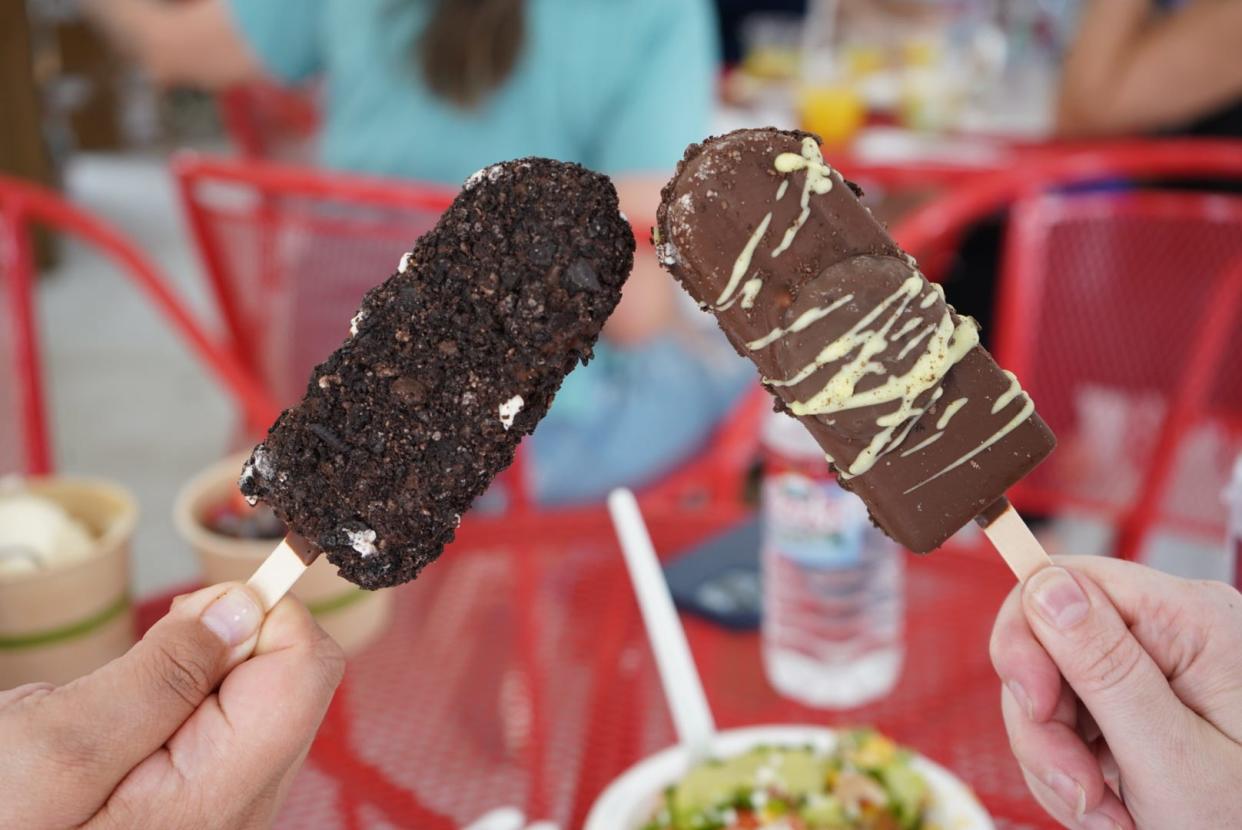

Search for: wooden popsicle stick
xmin=976 ymin=497 xmax=1053 ymax=582
xmin=246 ymin=534 xmax=319 ymax=612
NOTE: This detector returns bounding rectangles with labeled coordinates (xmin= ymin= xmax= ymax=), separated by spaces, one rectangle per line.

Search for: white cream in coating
xmin=346 ymin=528 xmax=378 ymax=557
xmin=498 ymin=395 xmax=525 ymax=430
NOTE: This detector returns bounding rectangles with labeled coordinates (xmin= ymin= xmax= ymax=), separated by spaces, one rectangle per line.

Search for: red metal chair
xmin=217 ymin=82 xmax=320 ymax=163
xmin=891 ymin=141 xmax=1242 ymax=560
xmin=172 ymin=153 xmax=456 ymax=408
xmin=0 ymin=173 xmax=278 ymax=477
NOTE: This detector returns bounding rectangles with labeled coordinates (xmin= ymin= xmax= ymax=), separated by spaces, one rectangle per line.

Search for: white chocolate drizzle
xmin=765 ymin=274 xmax=979 ymax=477
xmin=776 ymin=180 xmax=789 ymax=201
xmin=991 ymin=370 xmax=1022 ymax=414
xmin=895 ymin=324 xmax=936 ymax=361
xmin=937 ymin=397 xmax=969 ymax=429
xmin=766 ymin=276 xmax=926 ymax=389
xmin=903 ymin=394 xmax=1035 ymax=494
xmin=898 ymin=395 xmax=968 ymax=458
xmin=899 ymin=431 xmax=943 ymax=457
xmin=892 ymin=318 xmax=923 ymax=339
xmin=740 ymin=277 xmax=764 ymax=310
xmin=715 ymin=209 xmax=772 ymax=307
xmin=770 ymin=138 xmax=835 ymax=258
xmin=746 ymin=294 xmax=853 ymax=351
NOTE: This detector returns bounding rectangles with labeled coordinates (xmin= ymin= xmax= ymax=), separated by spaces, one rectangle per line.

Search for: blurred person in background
xmin=84 ymin=0 xmax=753 ymax=505
xmin=1058 ymin=0 xmax=1242 ymax=139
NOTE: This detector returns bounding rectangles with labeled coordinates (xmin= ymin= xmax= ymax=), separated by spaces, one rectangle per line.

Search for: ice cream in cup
xmin=174 ymin=454 xmax=393 ymax=655
xmin=0 ymin=477 xmax=138 ymax=688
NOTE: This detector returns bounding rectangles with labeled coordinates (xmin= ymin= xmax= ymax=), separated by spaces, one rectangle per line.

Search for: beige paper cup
xmin=174 ymin=454 xmax=393 ymax=655
xmin=0 ymin=478 xmax=138 ymax=689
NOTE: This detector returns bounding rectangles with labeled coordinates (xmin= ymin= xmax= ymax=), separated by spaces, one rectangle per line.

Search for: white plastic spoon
xmin=607 ymin=488 xmax=716 ymax=764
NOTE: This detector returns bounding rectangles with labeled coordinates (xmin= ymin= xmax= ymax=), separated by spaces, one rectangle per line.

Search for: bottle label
xmin=763 ymin=471 xmax=869 ymax=568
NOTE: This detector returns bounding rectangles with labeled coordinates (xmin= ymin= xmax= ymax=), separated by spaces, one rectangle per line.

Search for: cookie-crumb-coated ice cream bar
xmin=240 ymin=158 xmax=634 ymax=588
xmin=656 ymin=128 xmax=1055 ymax=552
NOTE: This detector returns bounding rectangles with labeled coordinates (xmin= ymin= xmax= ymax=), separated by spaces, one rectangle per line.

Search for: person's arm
xmin=82 ymin=0 xmax=264 ymax=88
xmin=1057 ymin=0 xmax=1242 ymax=137
xmin=586 ymin=0 xmax=718 ymax=346
xmin=607 ymin=176 xmax=677 ymax=346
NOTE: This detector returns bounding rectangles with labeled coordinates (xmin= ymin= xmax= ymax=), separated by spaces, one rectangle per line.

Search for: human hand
xmin=991 ymin=555 xmax=1242 ymax=829
xmin=0 ymin=582 xmax=345 ymax=829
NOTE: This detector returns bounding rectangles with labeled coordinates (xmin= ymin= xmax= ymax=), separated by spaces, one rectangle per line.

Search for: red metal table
xmin=139 ymin=506 xmax=1056 ymax=829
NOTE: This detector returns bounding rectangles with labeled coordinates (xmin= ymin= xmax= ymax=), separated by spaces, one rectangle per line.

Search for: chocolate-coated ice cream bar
xmin=241 ymin=158 xmax=634 ymax=589
xmin=656 ymin=129 xmax=1054 ymax=552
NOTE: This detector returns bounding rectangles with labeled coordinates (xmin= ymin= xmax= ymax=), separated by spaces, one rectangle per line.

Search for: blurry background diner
xmin=3 ymin=0 xmax=1241 ymax=827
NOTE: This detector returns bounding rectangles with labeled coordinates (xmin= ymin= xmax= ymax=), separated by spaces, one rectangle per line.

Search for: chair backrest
xmin=173 ymin=154 xmax=457 ymax=408
xmin=217 ymin=83 xmax=320 ymax=163
xmin=836 ymin=158 xmax=996 ymax=283
xmin=0 ymin=198 xmax=49 ymax=475
xmin=999 ymin=190 xmax=1242 ymax=551
xmin=888 ymin=141 xmax=1242 ymax=556
xmin=0 ymin=174 xmax=278 ymax=476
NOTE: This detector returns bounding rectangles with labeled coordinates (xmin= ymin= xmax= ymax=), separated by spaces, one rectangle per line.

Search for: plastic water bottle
xmin=760 ymin=411 xmax=905 ymax=708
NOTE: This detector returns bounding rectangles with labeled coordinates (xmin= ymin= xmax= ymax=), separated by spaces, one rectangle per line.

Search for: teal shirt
xmin=230 ymin=0 xmax=751 ymax=502
xmin=228 ymin=0 xmax=718 ymax=182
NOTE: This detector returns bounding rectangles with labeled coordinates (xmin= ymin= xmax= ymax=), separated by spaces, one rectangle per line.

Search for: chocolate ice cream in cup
xmin=174 ymin=454 xmax=393 ymax=655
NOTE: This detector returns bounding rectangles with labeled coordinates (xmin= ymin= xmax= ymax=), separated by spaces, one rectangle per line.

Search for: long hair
xmin=420 ymin=0 xmax=525 ymax=109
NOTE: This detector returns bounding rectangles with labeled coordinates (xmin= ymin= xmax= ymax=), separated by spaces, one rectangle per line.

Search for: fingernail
xmin=1080 ymin=811 xmax=1121 ymax=830
xmin=1028 ymin=567 xmax=1089 ymax=630
xmin=1046 ymin=770 xmax=1086 ymax=817
xmin=1006 ymin=679 xmax=1034 ymax=719
xmin=202 ymin=588 xmax=262 ymax=646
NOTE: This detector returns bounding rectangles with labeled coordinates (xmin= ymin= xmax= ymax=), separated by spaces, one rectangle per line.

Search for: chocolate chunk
xmin=564 ymin=259 xmax=601 ymax=293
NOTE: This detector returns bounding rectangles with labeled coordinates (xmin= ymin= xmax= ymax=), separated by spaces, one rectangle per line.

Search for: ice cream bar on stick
xmin=242 ymin=158 xmax=634 ymax=603
xmin=655 ymin=128 xmax=1055 ymax=581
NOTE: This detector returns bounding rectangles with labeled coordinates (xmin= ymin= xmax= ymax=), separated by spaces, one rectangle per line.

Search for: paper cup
xmin=586 ymin=725 xmax=994 ymax=830
xmin=0 ymin=478 xmax=138 ymax=689
xmin=174 ymin=454 xmax=393 ymax=655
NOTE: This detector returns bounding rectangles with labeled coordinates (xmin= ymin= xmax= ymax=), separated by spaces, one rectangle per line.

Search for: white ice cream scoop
xmin=0 ymin=493 xmax=96 ymax=578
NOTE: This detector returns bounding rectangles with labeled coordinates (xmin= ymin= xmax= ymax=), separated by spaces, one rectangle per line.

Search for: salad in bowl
xmin=586 ymin=726 xmax=991 ymax=830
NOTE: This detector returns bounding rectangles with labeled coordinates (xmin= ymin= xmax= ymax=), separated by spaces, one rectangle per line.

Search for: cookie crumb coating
xmin=241 ymin=158 xmax=634 ymax=588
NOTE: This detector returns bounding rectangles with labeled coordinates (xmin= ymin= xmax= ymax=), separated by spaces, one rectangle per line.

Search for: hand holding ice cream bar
xmin=656 ymin=128 xmax=1055 ymax=574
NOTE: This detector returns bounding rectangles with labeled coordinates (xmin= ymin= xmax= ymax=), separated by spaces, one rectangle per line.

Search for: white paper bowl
xmin=586 ymin=725 xmax=994 ymax=830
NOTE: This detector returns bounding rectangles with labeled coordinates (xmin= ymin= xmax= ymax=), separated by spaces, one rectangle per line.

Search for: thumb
xmin=47 ymin=583 xmax=263 ymax=787
xmin=1022 ymin=565 xmax=1192 ymax=764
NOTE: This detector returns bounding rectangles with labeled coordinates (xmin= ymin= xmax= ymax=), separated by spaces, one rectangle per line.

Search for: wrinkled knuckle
xmin=314 ymin=634 xmax=347 ymax=689
xmin=43 ymin=713 xmax=109 ymax=778
xmin=1077 ymin=629 xmax=1144 ymax=696
xmin=150 ymin=640 xmax=216 ymax=708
